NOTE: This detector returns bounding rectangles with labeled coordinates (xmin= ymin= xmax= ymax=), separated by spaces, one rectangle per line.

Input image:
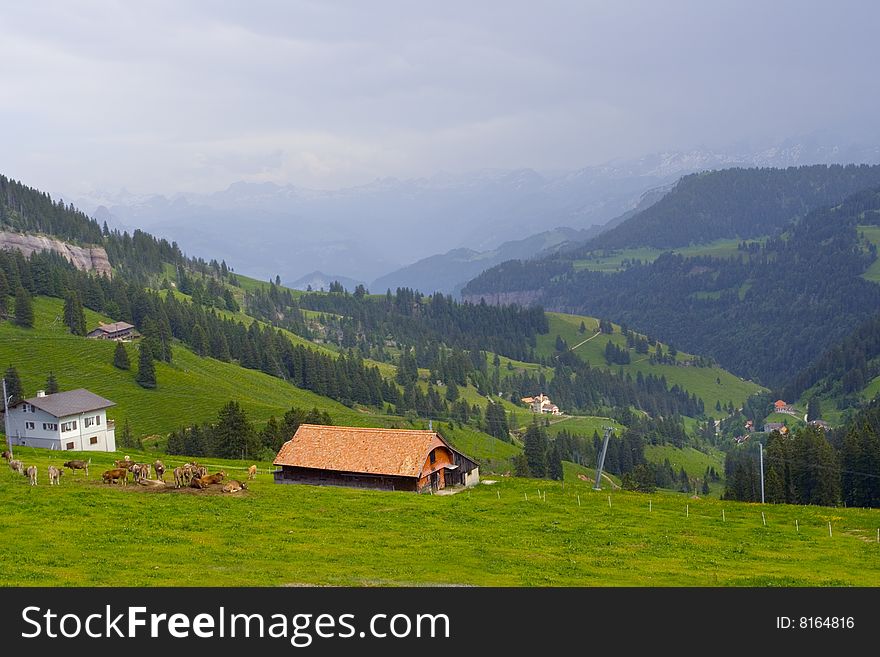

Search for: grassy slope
xmin=644 ymin=445 xmax=724 ymax=481
xmin=536 ymin=312 xmax=765 ymax=412
xmin=0 ymin=298 xmax=379 ymax=438
xmin=570 ymin=238 xmax=752 ymax=273
xmin=0 ymin=297 xmax=517 ymax=468
xmin=1 ymin=446 xmax=878 ymax=586
xmin=859 ymin=225 xmax=880 ymax=283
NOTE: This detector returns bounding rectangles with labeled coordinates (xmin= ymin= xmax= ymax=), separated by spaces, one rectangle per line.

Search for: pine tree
xmin=45 ymin=371 xmax=59 ymax=394
xmin=523 ymin=423 xmax=548 ymax=478
xmin=3 ymin=365 xmax=23 ymax=404
xmin=136 ymin=342 xmax=157 ymax=388
xmin=63 ymin=290 xmax=86 ymax=335
xmin=445 ymin=380 xmax=459 ymax=402
xmin=211 ymin=401 xmax=257 ymax=459
xmin=113 ymin=341 xmax=130 ymax=370
xmin=119 ymin=418 xmax=141 ymax=449
xmin=548 ymin=441 xmax=564 ymax=480
xmin=14 ymin=286 xmax=34 ymax=328
xmin=807 ymin=396 xmax=822 ymax=422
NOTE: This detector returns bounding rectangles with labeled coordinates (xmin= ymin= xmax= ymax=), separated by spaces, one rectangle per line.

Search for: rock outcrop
xmin=0 ymin=230 xmax=111 ymax=276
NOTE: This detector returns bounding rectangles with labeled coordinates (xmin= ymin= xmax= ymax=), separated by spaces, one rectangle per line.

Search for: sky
xmin=1 ymin=0 xmax=879 ymax=196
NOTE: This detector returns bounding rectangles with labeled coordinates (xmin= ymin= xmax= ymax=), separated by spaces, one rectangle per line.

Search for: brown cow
xmin=102 ymin=468 xmax=128 ymax=486
xmin=47 ymin=465 xmax=63 ymax=485
xmin=1 ymin=450 xmax=12 ymax=461
xmin=221 ymin=480 xmax=247 ymax=493
xmin=190 ymin=471 xmax=226 ymax=489
xmin=25 ymin=465 xmax=37 ymax=486
xmin=114 ymin=459 xmax=135 ymax=469
xmin=247 ymin=464 xmax=257 ymax=480
xmin=153 ymin=460 xmax=166 ymax=482
xmin=9 ymin=459 xmax=24 ymax=475
xmin=63 ymin=459 xmax=90 ymax=477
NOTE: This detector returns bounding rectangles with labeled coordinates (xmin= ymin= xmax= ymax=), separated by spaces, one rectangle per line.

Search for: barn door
xmin=430 ymin=471 xmax=439 ymax=491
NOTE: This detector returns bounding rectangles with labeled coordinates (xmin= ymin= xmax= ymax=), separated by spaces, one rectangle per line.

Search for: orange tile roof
xmin=273 ymin=425 xmax=452 ymax=478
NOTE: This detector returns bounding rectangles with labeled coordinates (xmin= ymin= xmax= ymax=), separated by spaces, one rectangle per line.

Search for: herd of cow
xmin=2 ymin=450 xmax=258 ymax=494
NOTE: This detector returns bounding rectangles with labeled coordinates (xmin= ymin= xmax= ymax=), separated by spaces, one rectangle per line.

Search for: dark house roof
xmin=273 ymin=425 xmax=473 ymax=479
xmin=13 ymin=388 xmax=115 ymax=418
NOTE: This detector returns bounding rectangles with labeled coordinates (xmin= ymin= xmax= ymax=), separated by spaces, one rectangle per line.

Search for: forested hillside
xmin=466 ymin=184 xmax=880 ymax=389
xmin=580 ymin=164 xmax=880 ymax=250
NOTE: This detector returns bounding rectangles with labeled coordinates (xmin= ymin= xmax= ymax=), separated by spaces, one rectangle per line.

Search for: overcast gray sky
xmin=1 ymin=0 xmax=878 ymax=196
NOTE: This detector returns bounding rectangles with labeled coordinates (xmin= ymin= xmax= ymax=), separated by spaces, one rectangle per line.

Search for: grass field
xmin=535 ymin=312 xmax=765 ymax=412
xmin=858 ymin=225 xmax=880 ymax=283
xmin=570 ymin=238 xmax=752 ymax=273
xmin=545 ymin=415 xmax=624 ymax=438
xmin=644 ymin=445 xmax=724 ymax=479
xmin=1 ymin=446 xmax=878 ymax=586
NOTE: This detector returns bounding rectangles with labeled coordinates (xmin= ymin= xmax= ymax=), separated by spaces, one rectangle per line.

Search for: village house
xmin=773 ymin=399 xmax=797 ymax=416
xmin=763 ymin=422 xmax=789 ymax=435
xmin=520 ymin=393 xmax=562 ymax=415
xmin=273 ymin=424 xmax=479 ymax=493
xmin=809 ymin=419 xmax=832 ymax=431
xmin=87 ymin=321 xmax=137 ymax=341
xmin=4 ymin=388 xmax=116 ymax=451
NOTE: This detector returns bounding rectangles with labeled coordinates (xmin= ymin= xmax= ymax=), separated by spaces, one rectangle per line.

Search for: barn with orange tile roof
xmin=273 ymin=424 xmax=480 ymax=492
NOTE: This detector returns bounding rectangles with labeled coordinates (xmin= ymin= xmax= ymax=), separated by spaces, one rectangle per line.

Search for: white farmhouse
xmin=5 ymin=389 xmax=116 ymax=451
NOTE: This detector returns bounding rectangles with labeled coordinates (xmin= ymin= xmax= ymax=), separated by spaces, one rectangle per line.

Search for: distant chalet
xmin=87 ymin=321 xmax=137 ymax=341
xmin=273 ymin=425 xmax=479 ymax=493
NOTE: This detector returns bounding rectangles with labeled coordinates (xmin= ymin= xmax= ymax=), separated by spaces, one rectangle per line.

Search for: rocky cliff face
xmin=460 ymin=290 xmax=544 ymax=307
xmin=0 ymin=230 xmax=112 ymax=276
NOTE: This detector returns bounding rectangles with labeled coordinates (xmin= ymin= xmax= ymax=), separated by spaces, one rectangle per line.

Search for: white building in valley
xmin=5 ymin=389 xmax=116 ymax=451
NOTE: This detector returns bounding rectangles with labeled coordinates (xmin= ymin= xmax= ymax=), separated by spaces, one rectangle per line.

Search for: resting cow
xmin=221 ymin=480 xmax=247 ymax=493
xmin=190 ymin=471 xmax=226 ymax=489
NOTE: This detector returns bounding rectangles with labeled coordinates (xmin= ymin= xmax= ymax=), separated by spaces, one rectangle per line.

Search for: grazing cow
xmin=63 ymin=459 xmax=90 ymax=477
xmin=221 ymin=479 xmax=247 ymax=493
xmin=190 ymin=471 xmax=226 ymax=489
xmin=102 ymin=468 xmax=128 ymax=486
xmin=153 ymin=460 xmax=166 ymax=482
xmin=1 ymin=450 xmax=12 ymax=461
xmin=247 ymin=464 xmax=257 ymax=480
xmin=47 ymin=465 xmax=63 ymax=485
xmin=9 ymin=459 xmax=24 ymax=475
xmin=25 ymin=465 xmax=37 ymax=486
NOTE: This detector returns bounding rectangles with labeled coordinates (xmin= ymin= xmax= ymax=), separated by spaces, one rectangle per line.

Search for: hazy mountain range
xmin=73 ymin=136 xmax=880 ymax=293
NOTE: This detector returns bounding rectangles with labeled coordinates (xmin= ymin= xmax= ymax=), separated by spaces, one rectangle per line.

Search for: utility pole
xmin=759 ymin=441 xmax=765 ymax=504
xmin=593 ymin=427 xmax=613 ymax=491
xmin=2 ymin=378 xmax=12 ymax=458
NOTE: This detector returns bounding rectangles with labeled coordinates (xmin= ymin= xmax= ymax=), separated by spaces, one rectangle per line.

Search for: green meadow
xmin=0 ymin=447 xmax=878 ymax=587
xmin=535 ymin=312 xmax=765 ymax=412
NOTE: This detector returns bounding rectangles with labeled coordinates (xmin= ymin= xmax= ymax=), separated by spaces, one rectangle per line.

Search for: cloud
xmin=1 ymin=0 xmax=879 ymax=195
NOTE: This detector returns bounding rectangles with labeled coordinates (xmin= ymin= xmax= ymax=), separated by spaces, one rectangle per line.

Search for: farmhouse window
xmin=66 ymin=442 xmax=74 ymax=450
xmin=430 ymin=450 xmax=436 ymax=464
xmin=84 ymin=417 xmax=95 ymax=428
xmin=25 ymin=421 xmax=35 ymax=430
xmin=43 ymin=423 xmax=58 ymax=431
xmin=61 ymin=421 xmax=77 ymax=432
xmin=96 ymin=415 xmax=101 ymax=425
xmin=89 ymin=436 xmax=98 ymax=445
